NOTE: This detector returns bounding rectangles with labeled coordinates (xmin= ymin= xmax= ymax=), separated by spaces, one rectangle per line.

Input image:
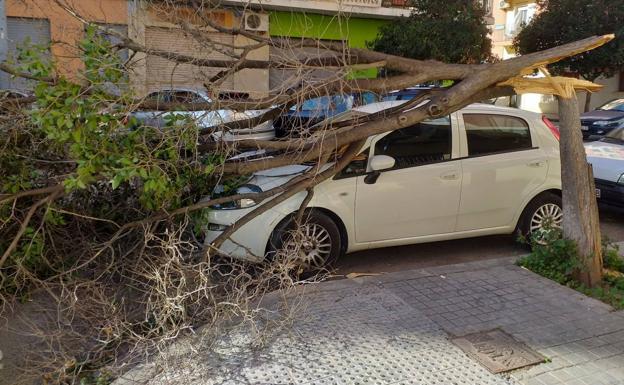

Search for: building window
xmin=1 ymin=17 xmax=51 ymax=91
xmin=478 ymin=0 xmax=493 ymax=16
xmin=93 ymin=24 xmax=129 ymax=62
xmin=506 ymin=4 xmax=537 ymax=38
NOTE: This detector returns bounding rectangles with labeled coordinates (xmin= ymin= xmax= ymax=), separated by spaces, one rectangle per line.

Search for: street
xmin=335 ymin=207 xmax=624 ymax=275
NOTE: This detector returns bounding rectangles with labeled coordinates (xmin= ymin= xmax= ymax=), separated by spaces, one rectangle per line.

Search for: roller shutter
xmin=1 ymin=17 xmax=51 ymax=91
xmin=145 ymin=27 xmax=234 ymax=92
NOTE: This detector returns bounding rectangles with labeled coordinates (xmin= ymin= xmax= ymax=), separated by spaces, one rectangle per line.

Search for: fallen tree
xmin=0 ymin=0 xmax=612 ymax=382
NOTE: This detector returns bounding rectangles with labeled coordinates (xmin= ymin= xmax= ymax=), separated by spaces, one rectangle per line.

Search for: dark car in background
xmin=274 ymin=92 xmax=379 ymax=137
xmin=580 ymin=98 xmax=624 ymax=140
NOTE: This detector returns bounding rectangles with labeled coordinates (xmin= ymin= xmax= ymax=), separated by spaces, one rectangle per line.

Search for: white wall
xmin=583 ymin=74 xmax=624 ymax=110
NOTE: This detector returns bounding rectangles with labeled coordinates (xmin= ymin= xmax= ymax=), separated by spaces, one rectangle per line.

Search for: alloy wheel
xmin=529 ymin=203 xmax=563 ymax=240
xmin=281 ymin=223 xmax=332 ymax=268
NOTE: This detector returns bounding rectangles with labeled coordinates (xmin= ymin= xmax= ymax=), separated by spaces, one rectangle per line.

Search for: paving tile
xmin=113 ymin=259 xmax=624 ymax=385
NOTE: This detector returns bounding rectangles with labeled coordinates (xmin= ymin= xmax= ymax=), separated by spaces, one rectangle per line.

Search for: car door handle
xmin=440 ymin=171 xmax=460 ymax=180
xmin=527 ymin=160 xmax=546 ymax=168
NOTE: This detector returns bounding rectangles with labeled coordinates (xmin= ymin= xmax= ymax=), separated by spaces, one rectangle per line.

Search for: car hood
xmin=584 ymin=141 xmax=624 ymax=182
xmin=581 ymin=110 xmax=624 ymax=121
xmin=248 ymin=165 xmax=312 ymax=191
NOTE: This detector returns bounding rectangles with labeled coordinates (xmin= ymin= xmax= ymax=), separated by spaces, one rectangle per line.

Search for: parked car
xmin=204 ymin=102 xmax=563 ymax=267
xmin=585 ymin=127 xmax=624 ymax=208
xmin=274 ymin=92 xmax=380 ymax=137
xmin=580 ymin=98 xmax=624 ymax=141
xmin=132 ymin=88 xmax=275 ymax=141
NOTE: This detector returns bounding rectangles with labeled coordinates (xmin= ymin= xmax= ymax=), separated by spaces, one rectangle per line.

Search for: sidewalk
xmin=118 ymin=257 xmax=624 ymax=385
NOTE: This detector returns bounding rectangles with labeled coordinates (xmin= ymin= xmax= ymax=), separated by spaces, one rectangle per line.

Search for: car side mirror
xmin=369 ymin=155 xmax=396 ymax=172
xmin=365 ymin=155 xmax=395 ymax=184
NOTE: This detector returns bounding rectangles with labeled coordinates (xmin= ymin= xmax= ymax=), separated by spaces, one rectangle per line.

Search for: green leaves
xmin=517 ymin=229 xmax=580 ymax=285
xmin=368 ymin=0 xmax=493 ymax=64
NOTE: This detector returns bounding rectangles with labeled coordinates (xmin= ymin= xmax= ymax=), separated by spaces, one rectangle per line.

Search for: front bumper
xmin=203 ymin=229 xmax=265 ymax=262
xmin=581 ymin=122 xmax=619 ymax=140
xmin=595 ymin=178 xmax=624 ymax=208
xmin=202 ymin=206 xmax=285 ymax=262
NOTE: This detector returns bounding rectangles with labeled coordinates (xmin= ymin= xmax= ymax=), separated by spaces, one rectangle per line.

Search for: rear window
xmin=464 ymin=114 xmax=532 ymax=156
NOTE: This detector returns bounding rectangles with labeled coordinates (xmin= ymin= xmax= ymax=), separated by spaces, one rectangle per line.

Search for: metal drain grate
xmin=452 ymin=328 xmax=545 ymax=373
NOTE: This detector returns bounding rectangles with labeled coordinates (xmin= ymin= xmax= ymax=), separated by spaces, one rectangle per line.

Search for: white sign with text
xmin=340 ymin=0 xmax=383 ymax=7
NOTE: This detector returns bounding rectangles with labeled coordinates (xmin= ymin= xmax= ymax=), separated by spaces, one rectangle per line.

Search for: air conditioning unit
xmin=499 ymin=1 xmax=511 ymax=9
xmin=244 ymin=12 xmax=269 ymax=32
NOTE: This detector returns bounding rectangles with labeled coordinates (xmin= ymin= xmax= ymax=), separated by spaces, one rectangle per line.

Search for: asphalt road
xmin=333 ymin=207 xmax=624 ymax=276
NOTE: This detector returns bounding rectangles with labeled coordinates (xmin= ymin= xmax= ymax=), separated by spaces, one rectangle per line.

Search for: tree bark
xmin=558 ymin=95 xmax=602 ymax=287
xmin=584 ymin=91 xmax=593 ymax=112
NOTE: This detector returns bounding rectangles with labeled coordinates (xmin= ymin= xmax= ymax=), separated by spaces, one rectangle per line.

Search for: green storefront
xmin=269 ymin=11 xmax=390 ymax=49
xmin=268 ymin=11 xmax=394 ymax=81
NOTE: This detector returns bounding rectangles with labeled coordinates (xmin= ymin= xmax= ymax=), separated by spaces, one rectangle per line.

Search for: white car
xmin=132 ymin=88 xmax=275 ymax=141
xmin=585 ymin=127 xmax=624 ymax=207
xmin=205 ymin=102 xmax=563 ymax=267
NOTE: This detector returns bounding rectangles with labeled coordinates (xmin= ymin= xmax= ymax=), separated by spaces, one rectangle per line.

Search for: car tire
xmin=517 ymin=192 xmax=563 ymax=243
xmin=267 ymin=210 xmax=342 ymax=271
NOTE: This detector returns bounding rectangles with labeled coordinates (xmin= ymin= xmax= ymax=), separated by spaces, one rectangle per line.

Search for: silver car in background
xmin=131 ymin=88 xmax=275 ymax=141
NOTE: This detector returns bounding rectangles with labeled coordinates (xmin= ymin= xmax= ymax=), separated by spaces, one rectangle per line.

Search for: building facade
xmin=0 ymin=0 xmax=411 ymax=98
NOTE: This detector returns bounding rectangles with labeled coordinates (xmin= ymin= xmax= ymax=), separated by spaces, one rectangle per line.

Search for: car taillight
xmin=542 ymin=116 xmax=560 ymax=141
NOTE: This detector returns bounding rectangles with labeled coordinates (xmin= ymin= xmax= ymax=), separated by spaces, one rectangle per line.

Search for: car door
xmin=456 ymin=112 xmax=548 ymax=231
xmin=354 ymin=115 xmax=462 ymax=243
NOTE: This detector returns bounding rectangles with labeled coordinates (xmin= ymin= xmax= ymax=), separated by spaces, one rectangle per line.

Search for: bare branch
xmin=0 ymin=189 xmax=62 ymax=269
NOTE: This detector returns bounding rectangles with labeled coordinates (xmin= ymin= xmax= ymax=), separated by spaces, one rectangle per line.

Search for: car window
xmin=382 ymin=94 xmax=399 ymax=102
xmin=604 ymin=127 xmax=624 ymax=142
xmin=331 ymin=95 xmax=353 ymax=113
xmin=599 ymin=99 xmax=624 ymax=112
xmin=337 ymin=147 xmax=370 ymax=178
xmin=145 ymin=91 xmax=170 ymax=104
xmin=171 ymin=91 xmax=202 ymax=104
xmin=298 ymin=96 xmax=331 ymax=111
xmin=311 ymin=110 xmax=368 ymax=129
xmin=464 ymin=114 xmax=532 ymax=156
xmin=361 ymin=92 xmax=379 ymax=105
xmin=374 ymin=116 xmax=452 ymax=170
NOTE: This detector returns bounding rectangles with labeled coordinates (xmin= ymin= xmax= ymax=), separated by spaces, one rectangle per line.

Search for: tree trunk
xmin=584 ymin=91 xmax=593 ymax=112
xmin=558 ymin=95 xmax=602 ymax=287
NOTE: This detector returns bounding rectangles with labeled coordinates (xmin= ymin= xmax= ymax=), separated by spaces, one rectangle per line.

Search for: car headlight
xmin=212 ymin=184 xmax=262 ymax=210
xmin=594 ymin=118 xmax=624 ymax=128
